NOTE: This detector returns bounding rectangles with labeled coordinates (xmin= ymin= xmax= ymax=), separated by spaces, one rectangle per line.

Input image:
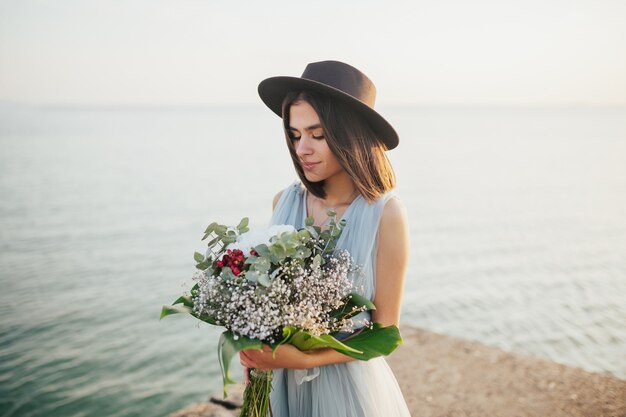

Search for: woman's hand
xmin=239 ymin=344 xmax=311 ymax=370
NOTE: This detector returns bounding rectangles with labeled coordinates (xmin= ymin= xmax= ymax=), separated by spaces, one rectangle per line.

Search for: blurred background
xmin=0 ymin=1 xmax=625 ymax=416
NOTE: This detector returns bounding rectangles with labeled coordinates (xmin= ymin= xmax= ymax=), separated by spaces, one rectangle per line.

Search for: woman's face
xmin=288 ymin=100 xmax=344 ymax=183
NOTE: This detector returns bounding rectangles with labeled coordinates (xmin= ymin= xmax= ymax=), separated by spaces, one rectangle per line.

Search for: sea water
xmin=0 ymin=104 xmax=624 ymax=417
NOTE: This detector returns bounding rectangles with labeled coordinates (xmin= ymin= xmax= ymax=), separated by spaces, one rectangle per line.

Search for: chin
xmin=302 ymin=172 xmax=323 ymax=182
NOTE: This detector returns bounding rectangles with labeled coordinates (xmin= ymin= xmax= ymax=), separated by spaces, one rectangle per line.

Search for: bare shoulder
xmin=272 ymin=190 xmax=284 ymax=211
xmin=379 ymin=196 xmax=408 ymax=232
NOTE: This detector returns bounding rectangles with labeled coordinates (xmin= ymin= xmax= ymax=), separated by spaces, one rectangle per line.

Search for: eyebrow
xmin=288 ymin=123 xmax=322 ymax=131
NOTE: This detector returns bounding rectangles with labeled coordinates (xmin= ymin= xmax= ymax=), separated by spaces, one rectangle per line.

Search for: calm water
xmin=0 ymin=104 xmax=625 ymax=417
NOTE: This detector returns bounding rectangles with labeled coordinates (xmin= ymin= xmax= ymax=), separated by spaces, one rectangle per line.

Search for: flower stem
xmin=239 ymin=368 xmax=273 ymax=417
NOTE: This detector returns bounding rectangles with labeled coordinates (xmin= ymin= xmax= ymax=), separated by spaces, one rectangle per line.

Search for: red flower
xmin=217 ymin=248 xmax=246 ymax=276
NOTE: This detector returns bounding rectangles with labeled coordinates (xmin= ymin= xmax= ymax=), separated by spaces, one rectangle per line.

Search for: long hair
xmin=280 ymin=90 xmax=396 ymax=203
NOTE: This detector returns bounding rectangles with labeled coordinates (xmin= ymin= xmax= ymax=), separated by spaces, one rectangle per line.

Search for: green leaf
xmin=333 ymin=323 xmax=403 ymax=361
xmin=221 ymin=236 xmax=236 ymax=245
xmin=245 ymin=270 xmax=259 ymax=283
xmin=204 ymin=222 xmax=218 ymax=234
xmin=253 ymin=257 xmax=271 ymax=273
xmin=288 ymin=330 xmax=362 ymax=354
xmin=311 ymin=254 xmax=322 ymax=270
xmin=195 ymin=312 xmax=218 ymax=325
xmin=195 ymin=260 xmax=210 ymax=270
xmin=173 ymin=295 xmax=193 ymax=307
xmin=160 ymin=304 xmax=193 ymax=319
xmin=220 ymin=268 xmax=236 ymax=281
xmin=207 ymin=235 xmax=220 ymax=247
xmin=305 ymin=226 xmax=319 ymax=238
xmin=218 ymin=331 xmax=262 ymax=397
xmin=257 ymin=273 xmax=271 ymax=287
xmin=237 ymin=217 xmax=249 ymax=231
xmin=245 ymin=255 xmax=259 ymax=265
xmin=253 ymin=243 xmax=270 ymax=258
xmin=193 ymin=252 xmax=205 ymax=262
xmin=305 ymin=216 xmax=314 ymax=227
xmin=347 ymin=293 xmax=376 ymax=310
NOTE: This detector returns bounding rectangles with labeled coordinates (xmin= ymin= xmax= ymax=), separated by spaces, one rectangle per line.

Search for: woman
xmin=240 ymin=60 xmax=411 ymax=417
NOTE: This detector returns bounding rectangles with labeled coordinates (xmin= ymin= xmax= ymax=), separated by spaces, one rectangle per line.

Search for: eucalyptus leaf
xmin=253 ymin=244 xmax=270 ymax=258
xmin=254 ymin=257 xmax=271 ymax=273
xmin=195 ymin=260 xmax=210 ymax=270
xmin=245 ymin=270 xmax=260 ymax=283
xmin=207 ymin=235 xmax=220 ymax=247
xmin=220 ymin=268 xmax=236 ymax=281
xmin=245 ymin=255 xmax=259 ymax=265
xmin=236 ymin=217 xmax=249 ymax=231
xmin=193 ymin=252 xmax=205 ymax=262
xmin=204 ymin=222 xmax=218 ymax=234
xmin=269 ymin=268 xmax=281 ymax=279
xmin=257 ymin=273 xmax=271 ymax=287
xmin=306 ymin=226 xmax=319 ymax=238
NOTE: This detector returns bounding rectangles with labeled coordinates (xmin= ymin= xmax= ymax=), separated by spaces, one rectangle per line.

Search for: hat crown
xmin=301 ymin=60 xmax=377 ymax=108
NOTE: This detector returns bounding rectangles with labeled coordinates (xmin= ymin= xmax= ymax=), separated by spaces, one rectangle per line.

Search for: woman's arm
xmin=372 ymin=196 xmax=409 ymax=327
xmin=240 ymin=195 xmax=409 ymax=370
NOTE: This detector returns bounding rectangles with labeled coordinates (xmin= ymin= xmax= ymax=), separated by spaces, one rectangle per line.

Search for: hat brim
xmin=258 ymin=76 xmax=399 ymax=150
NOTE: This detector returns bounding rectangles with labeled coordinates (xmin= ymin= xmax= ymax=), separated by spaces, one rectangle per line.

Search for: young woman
xmin=240 ymin=60 xmax=411 ymax=417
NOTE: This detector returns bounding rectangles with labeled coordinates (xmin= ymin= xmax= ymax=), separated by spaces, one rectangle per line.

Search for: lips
xmin=301 ymin=161 xmax=320 ymax=170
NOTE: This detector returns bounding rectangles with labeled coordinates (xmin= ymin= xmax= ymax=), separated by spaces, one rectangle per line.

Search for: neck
xmin=319 ymin=172 xmax=358 ymax=206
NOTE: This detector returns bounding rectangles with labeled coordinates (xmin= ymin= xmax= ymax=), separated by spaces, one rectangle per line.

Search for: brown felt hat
xmin=257 ymin=60 xmax=399 ymax=150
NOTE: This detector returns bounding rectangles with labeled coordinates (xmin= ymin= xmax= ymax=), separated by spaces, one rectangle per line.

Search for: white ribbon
xmin=294 ymin=366 xmax=320 ymax=385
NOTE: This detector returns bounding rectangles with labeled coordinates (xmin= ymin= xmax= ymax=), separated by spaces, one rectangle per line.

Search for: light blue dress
xmin=268 ymin=180 xmax=411 ymax=417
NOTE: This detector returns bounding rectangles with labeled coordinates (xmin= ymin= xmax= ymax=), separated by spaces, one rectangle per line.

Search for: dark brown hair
xmin=280 ymin=90 xmax=396 ymax=203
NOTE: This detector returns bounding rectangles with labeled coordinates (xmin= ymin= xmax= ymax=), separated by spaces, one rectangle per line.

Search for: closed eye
xmin=287 ymin=133 xmax=324 ymax=140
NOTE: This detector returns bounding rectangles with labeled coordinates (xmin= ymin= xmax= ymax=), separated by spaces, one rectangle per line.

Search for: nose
xmin=295 ymin=134 xmax=314 ymax=158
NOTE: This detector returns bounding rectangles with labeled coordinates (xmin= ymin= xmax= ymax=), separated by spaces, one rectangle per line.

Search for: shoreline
xmin=167 ymin=326 xmax=626 ymax=417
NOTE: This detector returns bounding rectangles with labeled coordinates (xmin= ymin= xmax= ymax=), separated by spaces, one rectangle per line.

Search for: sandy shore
xmin=167 ymin=326 xmax=626 ymax=417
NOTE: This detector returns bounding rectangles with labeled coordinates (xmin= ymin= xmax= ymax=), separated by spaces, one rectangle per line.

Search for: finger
xmin=244 ymin=367 xmax=250 ymax=385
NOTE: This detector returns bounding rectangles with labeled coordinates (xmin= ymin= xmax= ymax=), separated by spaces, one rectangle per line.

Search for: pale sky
xmin=1 ymin=0 xmax=625 ymax=107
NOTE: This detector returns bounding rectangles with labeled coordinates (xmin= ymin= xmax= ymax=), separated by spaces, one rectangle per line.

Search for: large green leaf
xmin=217 ymin=331 xmax=262 ymax=397
xmin=173 ymin=295 xmax=193 ymax=307
xmin=288 ymin=330 xmax=362 ymax=354
xmin=329 ymin=293 xmax=375 ymax=320
xmin=159 ymin=304 xmax=192 ymax=319
xmin=333 ymin=323 xmax=403 ymax=361
xmin=160 ymin=301 xmax=218 ymax=325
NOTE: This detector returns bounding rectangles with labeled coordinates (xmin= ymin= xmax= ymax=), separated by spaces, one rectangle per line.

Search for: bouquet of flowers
xmin=161 ymin=211 xmax=402 ymax=417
